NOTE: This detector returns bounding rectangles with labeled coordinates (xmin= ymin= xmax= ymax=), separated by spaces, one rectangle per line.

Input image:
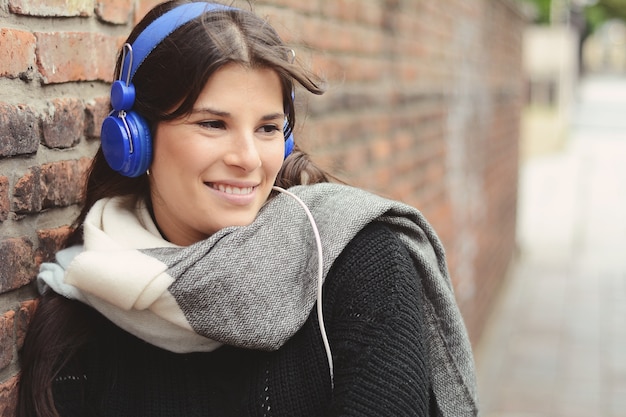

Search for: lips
xmin=207 ymin=182 xmax=256 ymax=195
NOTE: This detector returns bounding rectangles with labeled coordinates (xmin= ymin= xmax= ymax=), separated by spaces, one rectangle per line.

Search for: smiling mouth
xmin=207 ymin=183 xmax=256 ymax=195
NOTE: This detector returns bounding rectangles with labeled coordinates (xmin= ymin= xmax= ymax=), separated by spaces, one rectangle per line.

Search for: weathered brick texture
xmin=35 ymin=226 xmax=72 ymax=265
xmin=8 ymin=0 xmax=92 ymax=17
xmin=0 ymin=177 xmax=9 ymax=222
xmin=35 ymin=31 xmax=120 ymax=84
xmin=0 ymin=29 xmax=37 ymax=80
xmin=0 ymin=104 xmax=40 ymax=157
xmin=0 ymin=0 xmax=526 ymax=405
xmin=0 ymin=374 xmax=18 ymax=417
xmin=0 ymin=237 xmax=35 ymax=292
xmin=16 ymin=300 xmax=38 ymax=350
xmin=96 ymin=0 xmax=133 ymax=24
xmin=0 ymin=311 xmax=16 ymax=371
xmin=42 ymin=98 xmax=85 ymax=148
xmin=12 ymin=159 xmax=90 ymax=213
xmin=85 ymin=96 xmax=111 ymax=138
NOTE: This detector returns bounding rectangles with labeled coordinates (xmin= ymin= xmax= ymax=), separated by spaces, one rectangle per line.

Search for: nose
xmin=223 ymin=131 xmax=261 ymax=171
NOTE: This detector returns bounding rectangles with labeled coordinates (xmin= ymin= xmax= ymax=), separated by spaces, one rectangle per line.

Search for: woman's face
xmin=149 ymin=63 xmax=286 ymax=246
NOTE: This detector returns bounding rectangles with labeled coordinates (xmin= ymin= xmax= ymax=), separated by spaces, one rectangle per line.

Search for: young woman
xmin=17 ymin=1 xmax=478 ymax=416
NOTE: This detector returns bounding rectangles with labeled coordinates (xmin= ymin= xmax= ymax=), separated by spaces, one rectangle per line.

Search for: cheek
xmin=152 ymin=130 xmax=175 ymax=169
xmin=266 ymin=144 xmax=286 ymax=179
xmin=152 ymin=134 xmax=201 ymax=175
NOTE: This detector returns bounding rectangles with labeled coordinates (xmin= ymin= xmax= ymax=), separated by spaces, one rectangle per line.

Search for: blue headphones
xmin=101 ymin=2 xmax=295 ymax=178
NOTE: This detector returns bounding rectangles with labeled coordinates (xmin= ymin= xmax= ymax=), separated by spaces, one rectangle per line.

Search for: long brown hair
xmin=18 ymin=2 xmax=333 ymax=415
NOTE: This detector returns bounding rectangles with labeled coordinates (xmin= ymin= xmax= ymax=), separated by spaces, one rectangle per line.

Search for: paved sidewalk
xmin=475 ymin=75 xmax=626 ymax=417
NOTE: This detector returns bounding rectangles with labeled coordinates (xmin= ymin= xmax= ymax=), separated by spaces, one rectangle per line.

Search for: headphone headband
xmin=123 ymin=2 xmax=234 ymax=81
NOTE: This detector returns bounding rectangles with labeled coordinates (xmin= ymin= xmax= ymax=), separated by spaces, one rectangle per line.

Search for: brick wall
xmin=0 ymin=0 xmax=526 ymax=413
xmin=253 ymin=0 xmax=525 ymax=341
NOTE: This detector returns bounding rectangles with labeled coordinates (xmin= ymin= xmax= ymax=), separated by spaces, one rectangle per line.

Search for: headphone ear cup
xmin=110 ymin=80 xmax=136 ymax=111
xmin=101 ymin=111 xmax=153 ymax=178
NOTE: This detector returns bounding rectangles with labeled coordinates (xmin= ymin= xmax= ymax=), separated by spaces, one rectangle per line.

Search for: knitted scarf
xmin=38 ymin=182 xmax=478 ymax=416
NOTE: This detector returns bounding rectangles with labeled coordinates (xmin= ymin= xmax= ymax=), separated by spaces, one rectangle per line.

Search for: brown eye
xmin=199 ymin=120 xmax=225 ymax=129
xmin=258 ymin=124 xmax=279 ymax=134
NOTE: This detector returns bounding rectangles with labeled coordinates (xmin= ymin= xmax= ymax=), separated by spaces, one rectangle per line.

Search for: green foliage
xmin=590 ymin=0 xmax=626 ymax=22
xmin=524 ymin=0 xmax=552 ymax=24
xmin=585 ymin=4 xmax=609 ymax=31
xmin=517 ymin=0 xmax=626 ymax=30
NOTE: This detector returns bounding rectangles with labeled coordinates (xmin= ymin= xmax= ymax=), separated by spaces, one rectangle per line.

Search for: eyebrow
xmin=191 ymin=107 xmax=285 ymax=121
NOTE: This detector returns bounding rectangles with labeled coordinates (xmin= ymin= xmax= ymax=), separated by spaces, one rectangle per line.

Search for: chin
xmin=218 ymin=214 xmax=258 ymax=230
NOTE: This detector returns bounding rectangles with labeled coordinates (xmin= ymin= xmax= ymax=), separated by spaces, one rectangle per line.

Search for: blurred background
xmin=477 ymin=0 xmax=626 ymax=416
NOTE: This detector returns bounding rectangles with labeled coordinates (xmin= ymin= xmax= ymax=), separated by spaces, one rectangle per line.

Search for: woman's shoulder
xmin=332 ymin=221 xmax=414 ymax=278
xmin=324 ymin=221 xmax=424 ymax=319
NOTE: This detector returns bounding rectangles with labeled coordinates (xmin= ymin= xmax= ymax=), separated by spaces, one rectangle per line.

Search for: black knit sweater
xmin=51 ymin=222 xmax=434 ymax=416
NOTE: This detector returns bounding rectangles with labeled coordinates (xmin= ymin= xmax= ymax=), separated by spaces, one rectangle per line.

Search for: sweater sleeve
xmin=323 ymin=221 xmax=433 ymax=417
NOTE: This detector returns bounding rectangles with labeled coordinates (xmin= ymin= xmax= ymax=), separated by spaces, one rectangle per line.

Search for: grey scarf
xmin=39 ymin=182 xmax=478 ymax=416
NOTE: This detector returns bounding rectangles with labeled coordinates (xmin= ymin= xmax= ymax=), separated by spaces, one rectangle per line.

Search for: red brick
xmin=0 ymin=177 xmax=8 ymax=222
xmin=35 ymin=32 xmax=119 ymax=84
xmin=0 ymin=238 xmax=36 ymax=292
xmin=78 ymin=156 xmax=93 ymax=175
xmin=8 ymin=0 xmax=92 ymax=16
xmin=134 ymin=0 xmax=164 ymax=24
xmin=35 ymin=225 xmax=72 ymax=265
xmin=0 ymin=374 xmax=19 ymax=417
xmin=85 ymin=96 xmax=110 ymax=138
xmin=0 ymin=311 xmax=16 ymax=371
xmin=95 ymin=0 xmax=132 ymax=24
xmin=12 ymin=167 xmax=41 ymax=213
xmin=13 ymin=159 xmax=89 ymax=214
xmin=0 ymin=103 xmax=40 ymax=157
xmin=16 ymin=300 xmax=38 ymax=350
xmin=42 ymin=98 xmax=85 ymax=148
xmin=40 ymin=160 xmax=88 ymax=209
xmin=0 ymin=28 xmax=36 ymax=80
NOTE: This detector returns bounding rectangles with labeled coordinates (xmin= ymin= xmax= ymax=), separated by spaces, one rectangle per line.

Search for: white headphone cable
xmin=272 ymin=186 xmax=334 ymax=389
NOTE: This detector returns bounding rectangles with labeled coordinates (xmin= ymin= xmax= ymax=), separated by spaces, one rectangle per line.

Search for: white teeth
xmin=215 ymin=184 xmax=253 ymax=195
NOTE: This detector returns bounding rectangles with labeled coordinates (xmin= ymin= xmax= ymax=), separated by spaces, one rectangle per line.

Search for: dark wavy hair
xmin=18 ymin=2 xmax=333 ymax=415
